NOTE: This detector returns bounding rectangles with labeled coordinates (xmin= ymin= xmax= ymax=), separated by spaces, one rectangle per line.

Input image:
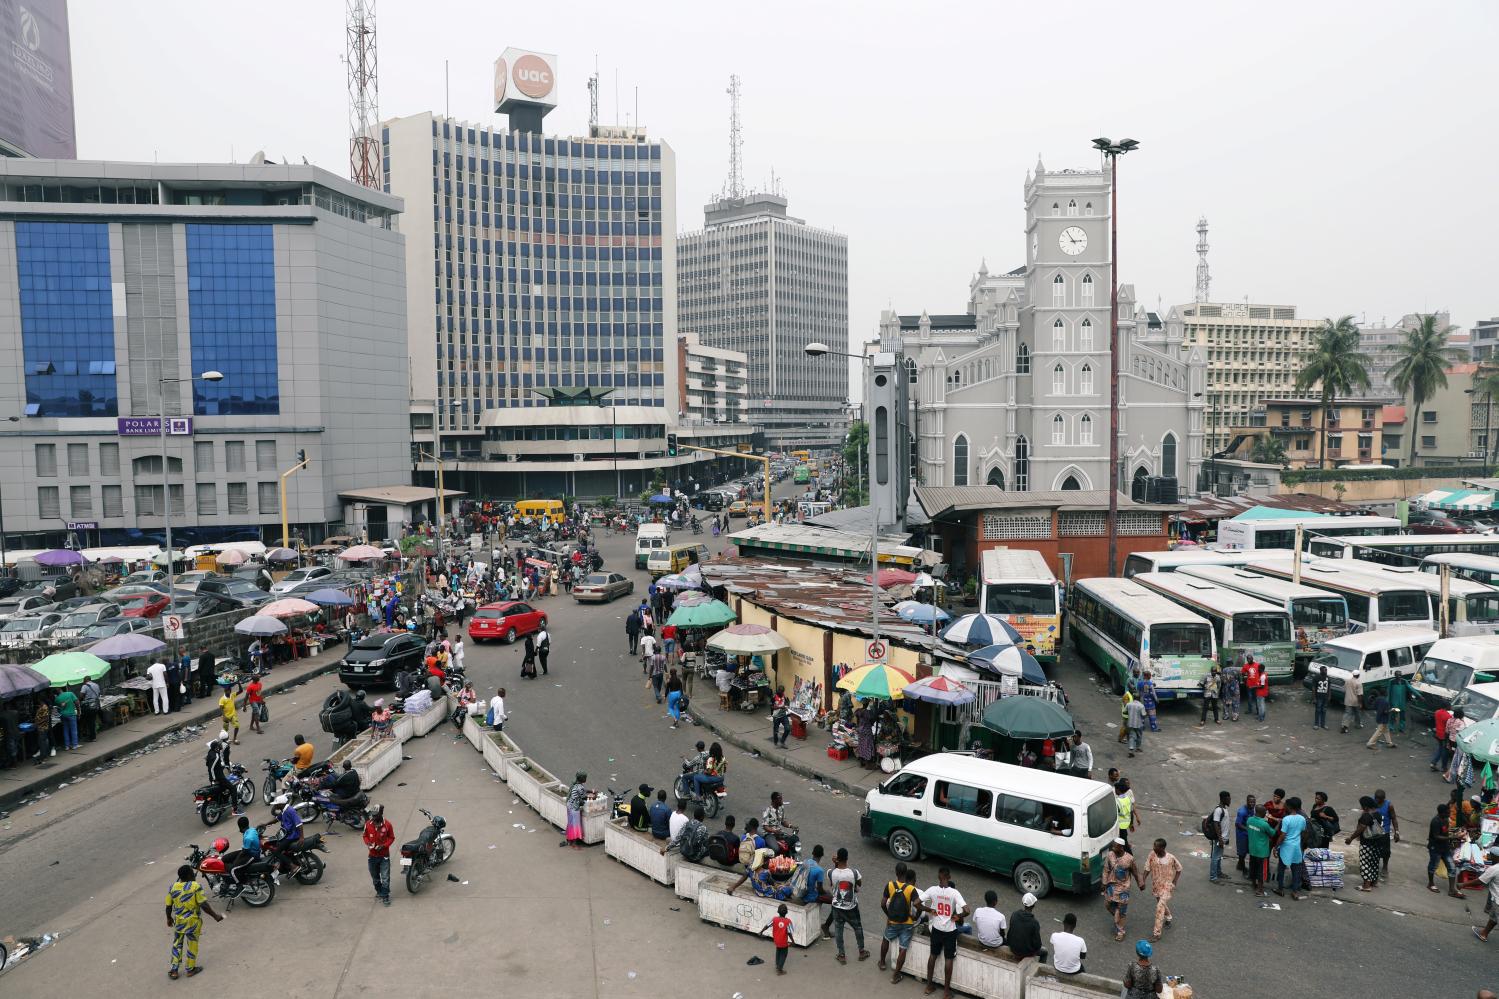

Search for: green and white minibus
xmin=1131 ymin=572 xmax=1296 ymax=684
xmin=1070 ymin=577 xmax=1218 ymax=698
xmin=1247 ymin=556 xmax=1434 ymax=633
xmin=1174 ymin=563 xmax=1351 ymax=664
xmin=861 ymin=754 xmax=1117 ymax=898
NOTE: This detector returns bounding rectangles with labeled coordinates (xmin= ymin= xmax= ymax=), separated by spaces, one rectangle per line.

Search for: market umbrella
xmin=901 ymin=674 xmax=976 ymax=706
xmin=667 ymin=599 xmax=737 ymax=629
xmin=897 ymin=603 xmax=951 ymax=626
xmin=649 ymin=494 xmax=675 ymax=504
xmin=305 ymin=587 xmax=355 ymax=607
xmin=866 ymin=568 xmax=918 ymax=588
xmin=656 ymin=572 xmax=693 ymax=590
xmin=151 ymin=549 xmax=187 ymax=566
xmin=234 ymin=615 xmax=288 ymax=637
xmin=1455 ymin=718 xmax=1499 ymax=765
xmin=32 ymin=651 xmax=111 ymax=687
xmin=338 ymin=544 xmax=386 ymax=562
xmin=673 ymin=590 xmax=712 ymax=608
xmin=967 ymin=644 xmax=1047 ymax=685
xmin=265 ymin=547 xmax=299 ymax=562
xmin=35 ymin=549 xmax=86 ymax=567
xmin=0 ymin=663 xmax=51 ymax=700
xmin=215 ymin=549 xmax=248 ymax=566
xmin=706 ymin=623 xmax=791 ymax=656
xmin=980 ymin=695 xmax=1074 ymax=740
xmin=90 ymin=632 xmax=167 ymax=660
xmin=941 ymin=613 xmax=1023 ymax=647
xmin=98 ymin=555 xmax=124 ymax=565
xmin=262 ymin=597 xmax=319 ymax=619
xmin=836 ymin=663 xmax=915 ymax=700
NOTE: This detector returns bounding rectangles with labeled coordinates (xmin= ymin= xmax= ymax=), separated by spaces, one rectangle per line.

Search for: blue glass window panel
xmin=186 ymin=224 xmax=279 ymax=415
xmin=15 ymin=221 xmax=118 ymax=417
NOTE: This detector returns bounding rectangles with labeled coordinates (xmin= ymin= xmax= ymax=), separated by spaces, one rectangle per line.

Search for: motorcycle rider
xmin=320 ymin=759 xmax=364 ymax=813
xmin=684 ymin=740 xmax=725 ymax=799
xmin=761 ymin=791 xmax=801 ymax=855
xmin=204 ymin=731 xmax=241 ymax=817
xmin=350 ymin=690 xmax=374 ymax=734
xmin=219 ymin=816 xmax=262 ymax=889
xmin=269 ymin=794 xmax=305 ymax=878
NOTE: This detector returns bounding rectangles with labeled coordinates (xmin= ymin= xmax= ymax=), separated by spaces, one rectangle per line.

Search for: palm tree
xmin=1293 ymin=316 xmax=1370 ymax=469
xmin=1470 ymin=363 xmax=1499 ymax=467
xmin=1388 ymin=313 xmax=1462 ymax=466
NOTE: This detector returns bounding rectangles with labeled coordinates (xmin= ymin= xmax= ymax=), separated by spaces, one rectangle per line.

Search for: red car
xmin=468 ymin=601 xmax=546 ymax=644
xmin=115 ymin=592 xmax=172 ymax=618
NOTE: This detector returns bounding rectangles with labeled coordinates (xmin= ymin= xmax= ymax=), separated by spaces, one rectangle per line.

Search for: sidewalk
xmin=0 ymin=645 xmax=348 ymax=811
xmin=694 ymin=700 xmax=886 ymax=799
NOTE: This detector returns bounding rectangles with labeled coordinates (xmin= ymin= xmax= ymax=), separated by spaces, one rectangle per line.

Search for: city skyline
xmin=68 ymin=0 xmax=1496 ymax=382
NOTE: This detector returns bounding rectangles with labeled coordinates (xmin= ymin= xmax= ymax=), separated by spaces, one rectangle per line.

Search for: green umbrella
xmin=980 ymin=696 xmax=1074 ymax=740
xmin=33 ymin=651 xmax=111 ymax=687
xmin=1455 ymin=718 xmax=1499 ymax=766
xmin=666 ymin=599 xmax=737 ymax=629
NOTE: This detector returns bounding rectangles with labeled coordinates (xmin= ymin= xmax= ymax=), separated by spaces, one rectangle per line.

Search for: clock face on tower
xmin=1059 ymin=226 xmax=1088 ymax=256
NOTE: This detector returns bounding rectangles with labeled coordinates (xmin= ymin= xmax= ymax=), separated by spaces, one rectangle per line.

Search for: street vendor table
xmin=116 ymin=675 xmax=154 ymax=716
xmin=729 ymin=671 xmax=771 ymax=710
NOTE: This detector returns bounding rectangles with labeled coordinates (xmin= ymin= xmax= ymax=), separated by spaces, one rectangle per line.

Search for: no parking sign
xmin=164 ymin=614 xmax=185 ymax=640
xmin=865 ymin=639 xmax=888 ymax=664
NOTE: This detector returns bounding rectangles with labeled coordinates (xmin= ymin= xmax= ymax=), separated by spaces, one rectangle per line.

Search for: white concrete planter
xmin=462 ymin=713 xmax=484 ymax=751
xmin=1025 ymin=970 xmax=1126 ymax=999
xmin=903 ymin=931 xmax=1034 ymax=999
xmin=674 ymin=860 xmax=721 ymax=901
xmin=390 ymin=713 xmax=415 ymax=743
xmin=411 ymin=695 xmax=450 ymax=736
xmin=507 ymin=757 xmax=558 ymax=813
xmin=533 ymin=781 xmax=606 ymax=843
xmin=350 ymin=734 xmax=404 ymax=790
xmin=695 ymin=875 xmax=825 ymax=948
xmin=482 ymin=730 xmax=523 ymax=781
xmin=328 ymin=732 xmax=371 ymax=767
xmin=604 ymin=818 xmax=676 ymax=884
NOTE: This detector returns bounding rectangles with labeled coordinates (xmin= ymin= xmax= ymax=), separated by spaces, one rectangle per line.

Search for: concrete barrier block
xmin=673 ymin=859 xmax=721 ymax=901
xmin=903 ymin=929 xmax=1034 ymax=999
xmin=462 ymin=713 xmax=484 ymax=751
xmin=695 ymin=875 xmax=825 ymax=948
xmin=350 ymin=735 xmax=403 ymax=790
xmin=507 ymin=758 xmax=557 ymax=813
xmin=1025 ymin=968 xmax=1125 ymax=999
xmin=481 ymin=731 xmax=523 ymax=780
xmin=411 ymin=695 xmax=450 ymax=736
xmin=604 ymin=818 xmax=677 ymax=884
xmin=390 ymin=713 xmax=415 ymax=743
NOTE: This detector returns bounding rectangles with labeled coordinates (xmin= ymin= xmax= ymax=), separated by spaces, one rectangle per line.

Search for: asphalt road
xmin=4 ymin=480 xmax=1494 ymax=996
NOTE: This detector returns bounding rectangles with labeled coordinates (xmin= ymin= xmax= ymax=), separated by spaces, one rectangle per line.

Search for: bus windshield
xmin=1462 ymin=593 xmax=1499 ymax=623
xmin=1292 ymin=597 xmax=1348 ymax=629
xmin=1378 ymin=591 xmax=1431 ymax=623
xmin=985 ymin=584 xmax=1057 ymax=616
xmin=1312 ymin=645 xmax=1364 ymax=673
xmin=1234 ymin=612 xmax=1291 ymax=644
xmin=1149 ymin=623 xmax=1213 ymax=658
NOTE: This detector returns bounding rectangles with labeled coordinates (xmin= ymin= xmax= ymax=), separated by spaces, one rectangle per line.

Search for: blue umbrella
xmin=649 ymin=494 xmax=675 ymax=504
xmin=941 ymin=613 xmax=1022 ymax=647
xmin=967 ymin=644 xmax=1046 ymax=685
xmin=306 ymin=587 xmax=356 ymax=607
xmin=897 ymin=603 xmax=951 ymax=625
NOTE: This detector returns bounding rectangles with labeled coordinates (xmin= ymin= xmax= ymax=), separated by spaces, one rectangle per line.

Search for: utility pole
xmin=1092 ymin=137 xmax=1139 ymax=577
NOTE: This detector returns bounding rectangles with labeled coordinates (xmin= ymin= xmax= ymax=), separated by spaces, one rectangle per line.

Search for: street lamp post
xmin=1092 ymin=136 xmax=1139 ymax=577
xmin=807 ymin=342 xmax=882 ymax=643
xmin=159 ymin=371 xmax=223 ymax=633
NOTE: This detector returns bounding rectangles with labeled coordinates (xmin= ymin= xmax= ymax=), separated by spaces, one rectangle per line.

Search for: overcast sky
xmin=74 ymin=0 xmax=1497 ymax=371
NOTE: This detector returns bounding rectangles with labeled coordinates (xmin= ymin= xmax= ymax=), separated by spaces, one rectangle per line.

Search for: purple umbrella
xmin=0 ymin=663 xmax=51 ymax=700
xmin=35 ymin=549 xmax=86 ymax=567
xmin=90 ymin=632 xmax=168 ymax=660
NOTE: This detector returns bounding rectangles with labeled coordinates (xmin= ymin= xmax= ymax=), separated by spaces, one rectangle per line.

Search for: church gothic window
xmin=953 ymin=434 xmax=969 ymax=486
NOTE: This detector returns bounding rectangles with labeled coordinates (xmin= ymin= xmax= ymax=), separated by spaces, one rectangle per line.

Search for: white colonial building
xmin=879 ymin=158 xmax=1204 ymax=499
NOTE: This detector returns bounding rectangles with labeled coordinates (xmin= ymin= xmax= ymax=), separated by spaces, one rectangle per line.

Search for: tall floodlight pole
xmin=1092 ymin=137 xmax=1139 ymax=577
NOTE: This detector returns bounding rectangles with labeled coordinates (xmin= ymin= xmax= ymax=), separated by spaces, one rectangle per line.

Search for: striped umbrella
xmin=836 ymin=663 xmax=915 ymax=700
xmin=901 ymin=674 xmax=975 ymax=706
xmin=673 ymin=590 xmax=712 ymax=607
xmin=941 ymin=614 xmax=1022 ymax=647
xmin=967 ymin=644 xmax=1046 ymax=685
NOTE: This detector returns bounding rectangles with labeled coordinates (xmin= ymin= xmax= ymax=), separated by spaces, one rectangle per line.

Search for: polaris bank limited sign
xmin=117 ymin=416 xmax=193 ymax=437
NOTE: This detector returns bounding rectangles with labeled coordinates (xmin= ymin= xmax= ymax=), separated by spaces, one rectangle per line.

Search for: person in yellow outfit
xmin=165 ymin=863 xmax=222 ymax=979
xmin=218 ymin=687 xmax=240 ymax=745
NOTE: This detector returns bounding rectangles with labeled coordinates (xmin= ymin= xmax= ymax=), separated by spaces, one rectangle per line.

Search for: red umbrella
xmin=866 ymin=568 xmax=918 ymax=588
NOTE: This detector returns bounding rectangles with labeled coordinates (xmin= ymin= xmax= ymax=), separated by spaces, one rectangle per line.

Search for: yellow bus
xmin=979 ymin=548 xmax=1062 ymax=663
xmin=790 ymin=449 xmax=811 ymax=463
xmin=514 ymin=499 xmax=566 ymax=526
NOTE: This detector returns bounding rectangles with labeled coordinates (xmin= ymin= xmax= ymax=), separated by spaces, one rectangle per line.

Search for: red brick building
xmin=914 ymin=486 xmax=1182 ymax=584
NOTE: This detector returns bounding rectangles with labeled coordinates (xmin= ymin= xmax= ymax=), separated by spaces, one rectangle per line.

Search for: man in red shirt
xmin=1431 ymin=706 xmax=1454 ymax=773
xmin=764 ymin=902 xmax=793 ymax=975
xmin=362 ymin=803 xmax=395 ymax=906
xmin=244 ymin=677 xmax=265 ymax=735
xmin=1244 ymin=657 xmax=1268 ymax=722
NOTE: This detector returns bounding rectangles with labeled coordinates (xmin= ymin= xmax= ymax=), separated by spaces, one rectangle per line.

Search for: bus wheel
xmin=1013 ymin=860 xmax=1052 ymax=899
xmin=887 ymin=828 xmax=920 ymax=863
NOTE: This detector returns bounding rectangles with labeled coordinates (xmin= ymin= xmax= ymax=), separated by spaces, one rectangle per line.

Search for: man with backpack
xmin=1205 ymin=790 xmax=1232 ymax=884
xmin=707 ymin=815 xmax=741 ymax=868
xmin=662 ymin=805 xmax=711 ymax=862
xmin=878 ymin=863 xmax=927 ymax=983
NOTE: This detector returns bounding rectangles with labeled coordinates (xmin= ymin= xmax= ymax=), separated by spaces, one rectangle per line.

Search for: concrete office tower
xmin=678 ymin=193 xmax=849 ymax=449
xmin=0 ymin=159 xmax=410 ymax=548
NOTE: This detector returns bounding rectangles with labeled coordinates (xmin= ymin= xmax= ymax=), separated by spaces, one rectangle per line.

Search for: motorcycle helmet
xmin=431 ymin=815 xmax=446 ymax=830
xmin=212 ymin=837 xmax=229 ymax=854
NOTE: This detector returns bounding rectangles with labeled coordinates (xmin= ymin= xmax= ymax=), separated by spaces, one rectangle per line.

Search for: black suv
xmin=339 ymin=631 xmax=426 ymax=688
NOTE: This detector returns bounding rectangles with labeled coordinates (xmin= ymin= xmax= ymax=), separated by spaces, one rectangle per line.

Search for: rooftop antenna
xmin=345 ymin=0 xmax=380 ymax=190
xmin=1194 ymin=215 xmax=1211 ymax=304
xmin=587 ymin=58 xmax=599 ymax=132
xmin=725 ymin=74 xmax=744 ymax=199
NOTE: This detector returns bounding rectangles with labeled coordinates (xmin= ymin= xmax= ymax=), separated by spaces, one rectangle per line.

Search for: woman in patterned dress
xmin=1345 ymin=796 xmax=1382 ymax=890
xmin=564 ymin=772 xmax=591 ymax=849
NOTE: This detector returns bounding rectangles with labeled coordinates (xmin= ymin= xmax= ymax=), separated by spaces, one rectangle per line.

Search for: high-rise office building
xmin=678 ymin=193 xmax=849 ymax=449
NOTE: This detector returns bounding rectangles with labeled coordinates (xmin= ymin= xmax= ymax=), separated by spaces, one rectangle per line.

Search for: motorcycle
xmin=399 ymin=807 xmax=456 ymax=894
xmin=185 ymin=842 xmax=276 ymax=908
xmin=300 ymin=786 xmax=369 ymax=831
xmin=671 ymin=759 xmax=723 ymax=819
xmin=261 ymin=757 xmax=332 ymax=805
xmin=261 ymin=829 xmax=329 ymax=886
xmin=193 ymin=764 xmax=255 ymax=826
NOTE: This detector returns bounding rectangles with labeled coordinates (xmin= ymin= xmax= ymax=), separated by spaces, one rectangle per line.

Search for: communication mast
xmin=346 ymin=0 xmax=380 ymax=190
xmin=587 ymin=66 xmax=600 ymax=133
xmin=724 ymin=74 xmax=744 ymax=200
xmin=1194 ymin=215 xmax=1211 ymax=304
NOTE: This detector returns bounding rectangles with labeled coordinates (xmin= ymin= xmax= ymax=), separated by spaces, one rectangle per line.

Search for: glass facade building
xmin=186 ymin=223 xmax=279 ymax=415
xmin=16 ymin=221 xmax=117 ymax=417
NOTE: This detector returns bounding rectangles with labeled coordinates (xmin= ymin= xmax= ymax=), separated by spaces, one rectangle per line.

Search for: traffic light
xmin=666 ymin=433 xmax=678 ymax=457
xmin=296 ymin=448 xmax=308 ymax=468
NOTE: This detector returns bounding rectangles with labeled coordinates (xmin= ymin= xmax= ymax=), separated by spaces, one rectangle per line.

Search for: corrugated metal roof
xmin=1176 ymin=492 xmax=1369 ymax=522
xmin=915 ymin=486 xmax=1180 ymax=519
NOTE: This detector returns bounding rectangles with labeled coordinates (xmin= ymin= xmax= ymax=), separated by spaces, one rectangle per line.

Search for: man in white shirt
xmin=666 ymin=798 xmax=689 ymax=847
xmin=488 ymin=687 xmax=509 ymax=731
xmin=638 ymin=632 xmax=657 ymax=674
xmin=146 ymin=660 xmax=169 ymax=714
xmin=971 ymin=889 xmax=1007 ymax=949
xmin=922 ymin=866 xmax=969 ymax=999
xmin=1048 ymin=913 xmax=1086 ymax=974
xmin=1475 ymin=845 xmax=1499 ymax=942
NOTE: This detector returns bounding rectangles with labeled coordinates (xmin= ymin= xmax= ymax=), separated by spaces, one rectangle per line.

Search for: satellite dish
xmin=249 ymin=150 xmax=267 ymax=165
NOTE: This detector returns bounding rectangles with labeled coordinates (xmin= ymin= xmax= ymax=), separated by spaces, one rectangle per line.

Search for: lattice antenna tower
xmin=346 ymin=0 xmax=380 ymax=189
xmin=1194 ymin=215 xmax=1211 ymax=303
xmin=724 ymin=74 xmax=744 ymax=200
xmin=587 ymin=63 xmax=600 ymax=132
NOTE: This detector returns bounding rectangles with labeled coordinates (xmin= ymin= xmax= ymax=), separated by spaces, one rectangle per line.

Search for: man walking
xmin=1069 ymin=731 xmax=1093 ymax=779
xmin=165 ymin=863 xmax=223 ymax=979
xmin=536 ymin=625 xmax=550 ymax=675
xmin=79 ymin=677 xmax=101 ymax=743
xmin=1142 ymin=838 xmax=1181 ymax=941
xmin=147 ymin=659 xmax=169 ymax=715
xmin=1312 ymin=665 xmax=1331 ymax=730
xmin=827 ymin=848 xmax=869 ymax=965
xmin=1125 ymin=695 xmax=1146 ymax=758
xmin=625 ymin=608 xmax=642 ymax=656
xmin=1366 ymin=692 xmax=1396 ymax=749
xmin=1342 ymin=669 xmax=1365 ymax=733
xmin=638 ymin=630 xmax=657 ymax=676
xmin=878 ymin=863 xmax=925 ymax=982
xmin=1207 ymin=790 xmax=1232 ymax=884
xmin=363 ymin=803 xmax=395 ymax=906
xmin=1102 ymin=838 xmax=1138 ymax=942
xmin=1197 ymin=666 xmax=1221 ymax=727
xmin=1373 ymin=788 xmax=1400 ymax=881
xmin=197 ymin=646 xmax=216 ymax=700
xmin=1427 ymin=802 xmax=1464 ymax=899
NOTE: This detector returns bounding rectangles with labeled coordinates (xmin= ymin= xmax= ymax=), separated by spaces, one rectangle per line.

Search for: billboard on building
xmin=493 ymin=47 xmax=558 ymax=112
xmin=0 ymin=0 xmax=76 ymax=158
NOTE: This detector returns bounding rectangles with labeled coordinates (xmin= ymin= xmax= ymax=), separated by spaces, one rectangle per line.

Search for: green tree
xmin=842 ymin=421 xmax=869 ymax=505
xmin=1388 ymin=313 xmax=1462 ymax=466
xmin=1249 ymin=436 xmax=1288 ymax=467
xmin=1293 ymin=316 xmax=1370 ymax=469
xmin=1472 ymin=363 xmax=1499 ymax=466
